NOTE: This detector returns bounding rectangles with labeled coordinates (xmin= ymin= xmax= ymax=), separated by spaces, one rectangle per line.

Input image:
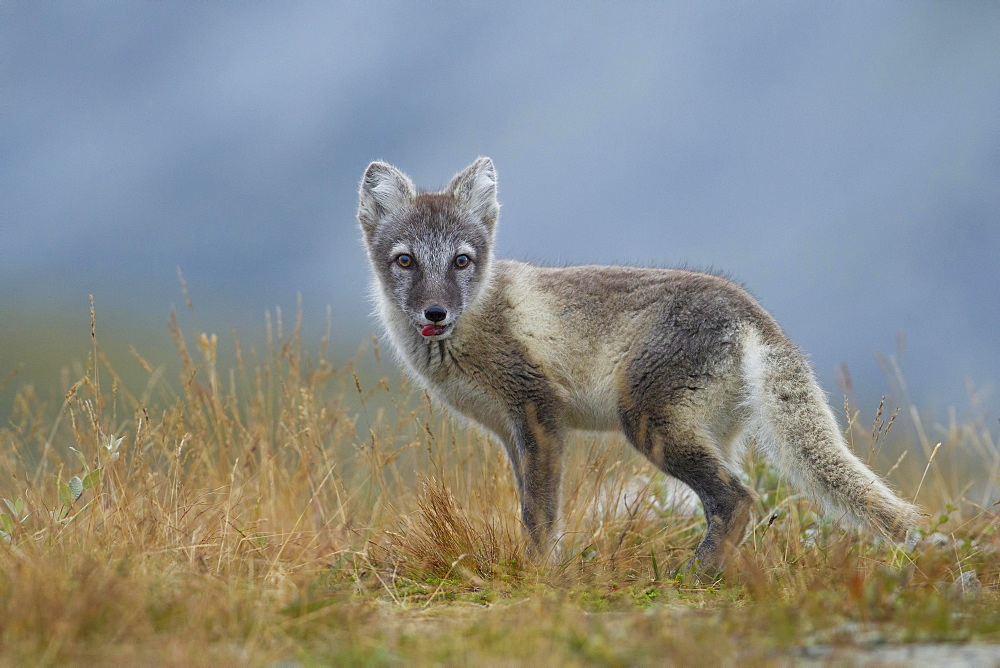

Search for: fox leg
xmin=624 ymin=414 xmax=753 ymax=572
xmin=501 ymin=401 xmax=567 ymax=560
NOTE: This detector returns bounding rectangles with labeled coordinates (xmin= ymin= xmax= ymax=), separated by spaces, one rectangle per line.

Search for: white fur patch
xmin=738 ymin=328 xmax=773 ymax=453
xmin=389 ymin=243 xmax=410 ymax=258
xmin=504 ymin=264 xmax=624 ymax=431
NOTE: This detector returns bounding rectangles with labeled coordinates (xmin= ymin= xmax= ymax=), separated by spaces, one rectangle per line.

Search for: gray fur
xmin=358 ymin=158 xmax=920 ymax=571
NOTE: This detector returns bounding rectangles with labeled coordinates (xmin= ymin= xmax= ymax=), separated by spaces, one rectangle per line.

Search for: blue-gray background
xmin=2 ymin=3 xmax=998 ymax=418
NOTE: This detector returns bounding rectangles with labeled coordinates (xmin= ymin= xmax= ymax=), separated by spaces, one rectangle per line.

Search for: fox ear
xmin=447 ymin=157 xmax=499 ymax=231
xmin=358 ymin=161 xmax=416 ymax=234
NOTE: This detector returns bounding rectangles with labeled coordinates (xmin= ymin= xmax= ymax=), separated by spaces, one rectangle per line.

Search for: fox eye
xmin=395 ymin=254 xmax=413 ymax=268
xmin=454 ymin=254 xmax=470 ymax=269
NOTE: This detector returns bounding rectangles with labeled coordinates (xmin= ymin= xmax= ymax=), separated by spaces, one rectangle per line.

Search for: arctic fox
xmin=357 ymin=157 xmax=918 ymax=571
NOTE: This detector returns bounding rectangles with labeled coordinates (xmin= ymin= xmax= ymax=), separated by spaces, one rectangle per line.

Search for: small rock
xmin=955 ymin=570 xmax=982 ymax=596
xmin=921 ymin=532 xmax=951 ymax=548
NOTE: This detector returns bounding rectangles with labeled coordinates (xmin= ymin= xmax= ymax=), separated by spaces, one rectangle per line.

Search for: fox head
xmin=358 ymin=158 xmax=499 ymax=341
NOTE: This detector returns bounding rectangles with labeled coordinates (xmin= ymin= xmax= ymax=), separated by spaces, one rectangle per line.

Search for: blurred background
xmin=2 ymin=3 xmax=998 ymax=421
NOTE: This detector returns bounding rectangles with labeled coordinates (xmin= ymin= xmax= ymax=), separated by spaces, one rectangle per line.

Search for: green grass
xmin=0 ymin=301 xmax=998 ymax=665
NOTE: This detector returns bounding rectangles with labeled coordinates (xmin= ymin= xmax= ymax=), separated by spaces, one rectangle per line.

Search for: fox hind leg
xmin=623 ymin=413 xmax=753 ymax=573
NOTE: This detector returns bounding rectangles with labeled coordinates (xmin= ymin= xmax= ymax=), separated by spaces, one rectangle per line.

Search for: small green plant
xmin=51 ymin=438 xmax=109 ymax=522
xmin=0 ymin=496 xmax=29 ymax=543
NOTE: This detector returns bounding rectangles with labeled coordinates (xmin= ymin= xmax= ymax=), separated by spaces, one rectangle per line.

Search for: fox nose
xmin=424 ymin=305 xmax=447 ymax=323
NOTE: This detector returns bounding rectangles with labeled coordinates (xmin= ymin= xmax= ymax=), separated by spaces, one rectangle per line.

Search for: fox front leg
xmin=502 ymin=404 xmax=567 ymax=560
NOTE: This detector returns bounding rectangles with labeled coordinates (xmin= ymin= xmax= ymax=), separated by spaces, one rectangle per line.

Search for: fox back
xmin=358 ymin=157 xmax=919 ymax=573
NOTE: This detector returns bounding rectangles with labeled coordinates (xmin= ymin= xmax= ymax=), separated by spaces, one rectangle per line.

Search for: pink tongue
xmin=421 ymin=324 xmax=446 ymax=337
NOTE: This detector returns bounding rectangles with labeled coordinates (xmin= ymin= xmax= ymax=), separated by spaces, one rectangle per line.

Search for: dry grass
xmin=1 ymin=300 xmax=999 ymax=665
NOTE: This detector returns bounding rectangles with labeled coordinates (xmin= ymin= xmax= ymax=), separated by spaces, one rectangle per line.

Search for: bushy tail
xmin=741 ymin=328 xmax=919 ymax=542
